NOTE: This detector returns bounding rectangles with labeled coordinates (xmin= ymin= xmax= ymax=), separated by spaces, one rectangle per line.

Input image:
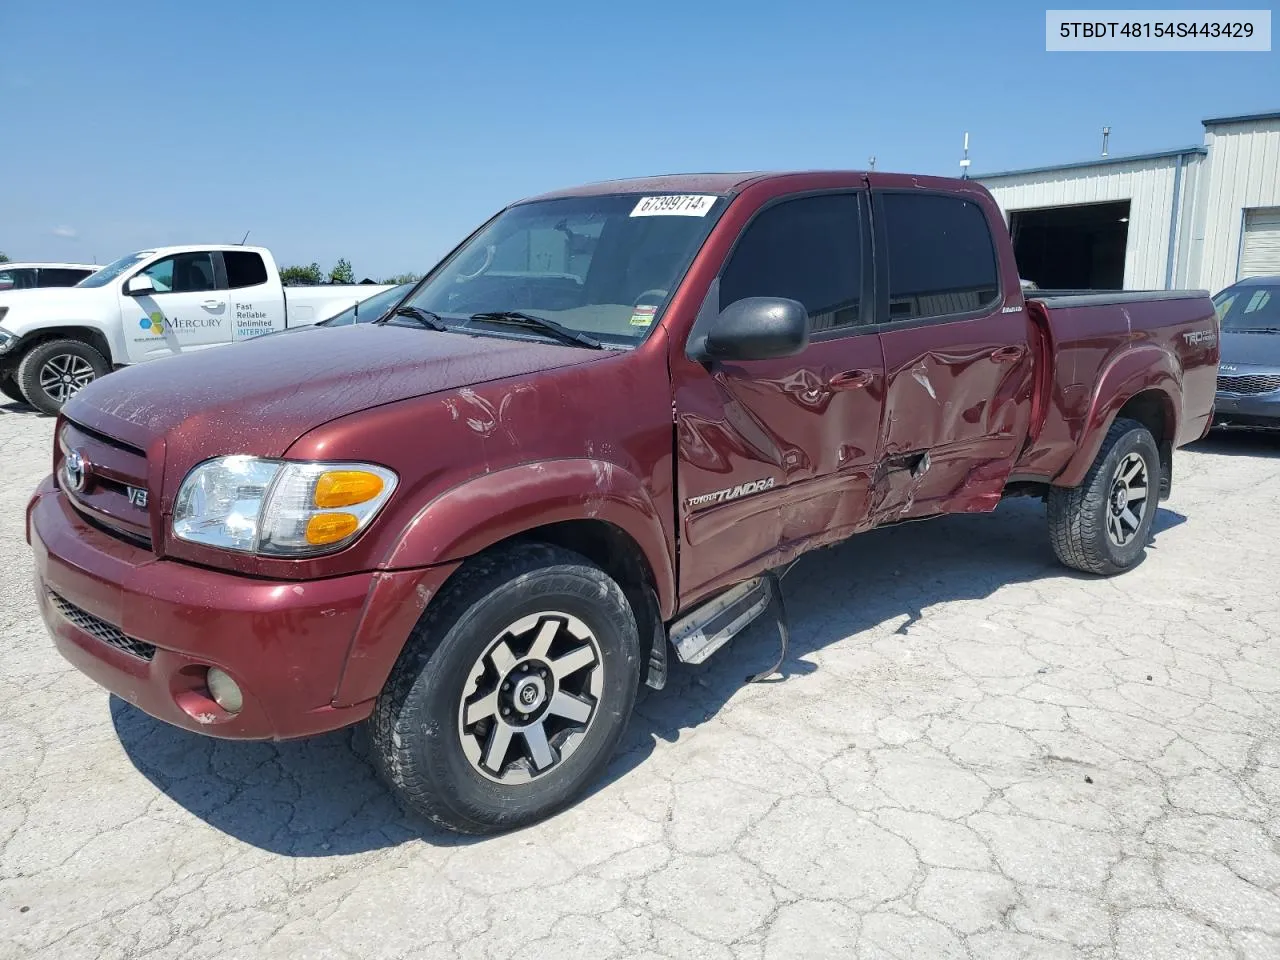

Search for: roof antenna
xmin=959 ymin=132 xmax=971 ymax=179
xmin=238 ymin=230 xmax=250 ymax=245
xmin=1101 ymin=126 xmax=1110 ymax=158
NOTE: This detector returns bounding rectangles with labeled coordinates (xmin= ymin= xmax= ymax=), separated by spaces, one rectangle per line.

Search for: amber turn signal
xmin=304 ymin=512 xmax=360 ymax=545
xmin=314 ymin=470 xmax=385 ymax=508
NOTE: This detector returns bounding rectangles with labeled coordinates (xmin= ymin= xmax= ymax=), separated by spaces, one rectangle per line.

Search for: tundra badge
xmin=686 ymin=477 xmax=776 ymax=509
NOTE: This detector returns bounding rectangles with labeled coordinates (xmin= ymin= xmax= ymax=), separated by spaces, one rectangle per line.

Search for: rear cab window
xmin=223 ymin=251 xmax=269 ymax=289
xmin=879 ymin=192 xmax=1001 ymax=322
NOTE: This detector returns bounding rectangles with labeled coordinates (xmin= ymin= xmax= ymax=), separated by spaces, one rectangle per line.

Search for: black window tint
xmin=882 ymin=193 xmax=999 ymax=321
xmin=721 ymin=194 xmax=862 ymax=332
xmin=223 ymin=251 xmax=269 ymax=289
xmin=38 ymin=268 xmax=91 ymax=287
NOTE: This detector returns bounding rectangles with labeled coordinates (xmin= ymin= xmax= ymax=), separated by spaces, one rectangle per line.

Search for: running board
xmin=669 ymin=577 xmax=773 ymax=665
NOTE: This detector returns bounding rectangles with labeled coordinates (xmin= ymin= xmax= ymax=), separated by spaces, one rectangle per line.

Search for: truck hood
xmin=64 ymin=324 xmax=605 ymax=459
xmin=0 ymin=286 xmax=108 ymax=324
xmin=1220 ymin=331 xmax=1280 ymax=370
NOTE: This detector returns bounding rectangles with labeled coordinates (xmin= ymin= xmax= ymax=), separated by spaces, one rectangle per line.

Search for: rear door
xmin=867 ymin=185 xmax=1035 ymax=520
xmin=119 ymin=251 xmax=230 ymax=362
xmin=674 ymin=190 xmax=886 ymax=600
xmin=219 ymin=249 xmax=287 ymax=340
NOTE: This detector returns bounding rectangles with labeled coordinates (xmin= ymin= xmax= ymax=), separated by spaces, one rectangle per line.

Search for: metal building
xmin=976 ymin=111 xmax=1280 ymax=295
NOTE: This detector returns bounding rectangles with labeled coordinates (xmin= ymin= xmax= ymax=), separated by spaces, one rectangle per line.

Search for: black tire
xmin=1048 ymin=417 xmax=1160 ymax=576
xmin=370 ymin=543 xmax=641 ymax=834
xmin=16 ymin=339 xmax=110 ymax=415
xmin=0 ymin=371 xmax=25 ymax=405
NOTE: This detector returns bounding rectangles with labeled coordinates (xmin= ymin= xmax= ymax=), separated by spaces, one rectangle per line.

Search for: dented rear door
xmin=867 ymin=183 xmax=1035 ymax=520
xmin=673 ymin=189 xmax=886 ymax=602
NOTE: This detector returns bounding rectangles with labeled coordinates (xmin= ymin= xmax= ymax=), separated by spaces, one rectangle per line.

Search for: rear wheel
xmin=16 ymin=339 xmax=110 ymax=415
xmin=370 ymin=543 xmax=641 ymax=834
xmin=1048 ymin=417 xmax=1159 ymax=575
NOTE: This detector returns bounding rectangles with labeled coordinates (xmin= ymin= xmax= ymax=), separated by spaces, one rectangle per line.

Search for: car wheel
xmin=370 ymin=543 xmax=641 ymax=834
xmin=16 ymin=339 xmax=110 ymax=415
xmin=1048 ymin=417 xmax=1160 ymax=575
xmin=0 ymin=371 xmax=25 ymax=405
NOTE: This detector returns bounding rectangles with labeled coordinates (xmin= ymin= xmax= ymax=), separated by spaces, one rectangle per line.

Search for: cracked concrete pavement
xmin=3 ymin=402 xmax=1280 ymax=959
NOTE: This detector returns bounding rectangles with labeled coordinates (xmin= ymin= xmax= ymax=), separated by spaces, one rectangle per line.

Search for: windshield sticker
xmin=630 ymin=195 xmax=717 ymax=217
xmin=629 ymin=305 xmax=658 ymax=327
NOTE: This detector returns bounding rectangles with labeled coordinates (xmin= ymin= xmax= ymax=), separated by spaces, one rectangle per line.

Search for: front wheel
xmin=370 ymin=543 xmax=641 ymax=834
xmin=16 ymin=339 xmax=110 ymax=415
xmin=1048 ymin=417 xmax=1160 ymax=575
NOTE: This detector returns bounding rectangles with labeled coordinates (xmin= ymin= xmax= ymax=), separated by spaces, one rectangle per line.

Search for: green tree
xmin=0 ymin=252 xmax=10 ymax=263
xmin=280 ymin=262 xmax=323 ymax=285
xmin=329 ymin=258 xmax=355 ymax=284
xmin=382 ymin=271 xmax=422 ymax=284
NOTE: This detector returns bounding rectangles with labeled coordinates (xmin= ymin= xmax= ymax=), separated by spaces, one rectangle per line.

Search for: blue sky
xmin=2 ymin=0 xmax=1276 ymax=277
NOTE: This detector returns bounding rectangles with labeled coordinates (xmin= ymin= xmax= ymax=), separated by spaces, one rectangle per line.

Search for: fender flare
xmin=1054 ymin=344 xmax=1181 ymax=487
xmin=382 ymin=459 xmax=677 ymax=616
xmin=1 ymin=323 xmax=118 ymax=370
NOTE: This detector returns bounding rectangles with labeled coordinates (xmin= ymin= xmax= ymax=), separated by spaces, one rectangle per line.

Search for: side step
xmin=669 ymin=577 xmax=774 ymax=665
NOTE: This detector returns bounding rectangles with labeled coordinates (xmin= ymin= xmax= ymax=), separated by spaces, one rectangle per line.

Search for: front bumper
xmin=28 ymin=477 xmax=458 ymax=740
xmin=1213 ymin=392 xmax=1280 ymax=430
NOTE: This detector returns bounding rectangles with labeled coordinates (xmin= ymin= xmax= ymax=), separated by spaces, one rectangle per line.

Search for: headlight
xmin=0 ymin=322 xmax=14 ymax=355
xmin=172 ymin=456 xmax=397 ymax=556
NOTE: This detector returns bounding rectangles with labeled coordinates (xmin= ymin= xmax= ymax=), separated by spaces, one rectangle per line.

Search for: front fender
xmin=1054 ymin=344 xmax=1180 ymax=487
xmin=382 ymin=459 xmax=677 ymax=616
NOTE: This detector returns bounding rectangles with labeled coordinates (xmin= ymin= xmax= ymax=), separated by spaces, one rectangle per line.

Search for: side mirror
xmin=700 ymin=297 xmax=809 ymax=362
xmin=126 ymin=275 xmax=155 ymax=296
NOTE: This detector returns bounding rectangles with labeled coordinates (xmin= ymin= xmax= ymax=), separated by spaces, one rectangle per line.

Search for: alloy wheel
xmin=1106 ymin=451 xmax=1149 ymax=547
xmin=457 ymin=611 xmax=604 ymax=784
xmin=38 ymin=354 xmax=96 ymax=403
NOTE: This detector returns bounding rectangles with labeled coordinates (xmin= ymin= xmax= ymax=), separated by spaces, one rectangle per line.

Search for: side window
xmin=0 ymin=268 xmax=37 ymax=290
xmin=38 ymin=268 xmax=90 ymax=287
xmin=140 ymin=252 xmax=218 ymax=293
xmin=720 ymin=194 xmax=863 ymax=332
xmin=881 ymin=193 xmax=1000 ymax=322
xmin=223 ymin=251 xmax=269 ymax=289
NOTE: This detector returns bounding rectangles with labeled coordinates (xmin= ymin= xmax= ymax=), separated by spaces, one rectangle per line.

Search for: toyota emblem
xmin=64 ymin=450 xmax=87 ymax=492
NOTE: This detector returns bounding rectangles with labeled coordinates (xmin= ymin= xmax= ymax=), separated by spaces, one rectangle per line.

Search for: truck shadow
xmin=1190 ymin=430 xmax=1280 ymax=458
xmin=110 ymin=497 xmax=1187 ymax=855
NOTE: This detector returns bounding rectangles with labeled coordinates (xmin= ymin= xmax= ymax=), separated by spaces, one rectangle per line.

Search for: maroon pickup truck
xmin=28 ymin=171 xmax=1218 ymax=833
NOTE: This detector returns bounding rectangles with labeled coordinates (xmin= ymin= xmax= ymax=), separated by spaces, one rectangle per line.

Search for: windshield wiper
xmin=1229 ymin=327 xmax=1280 ymax=334
xmin=469 ymin=311 xmax=602 ymax=349
xmin=381 ymin=305 xmax=448 ymax=331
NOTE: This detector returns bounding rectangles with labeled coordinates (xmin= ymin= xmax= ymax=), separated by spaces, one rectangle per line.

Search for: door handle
xmin=991 ymin=345 xmax=1025 ymax=363
xmin=829 ymin=369 xmax=874 ymax=390
xmin=202 ymin=299 xmax=225 ymax=309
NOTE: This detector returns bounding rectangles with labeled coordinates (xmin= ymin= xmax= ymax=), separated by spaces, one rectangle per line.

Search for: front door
xmin=868 ymin=185 xmax=1035 ymax=520
xmin=673 ymin=191 xmax=886 ymax=602
xmin=120 ymin=250 xmax=230 ymax=362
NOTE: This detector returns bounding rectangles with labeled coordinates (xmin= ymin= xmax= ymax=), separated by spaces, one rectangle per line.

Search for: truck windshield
xmin=402 ymin=193 xmax=728 ymax=346
xmin=76 ymin=252 xmax=153 ymax=288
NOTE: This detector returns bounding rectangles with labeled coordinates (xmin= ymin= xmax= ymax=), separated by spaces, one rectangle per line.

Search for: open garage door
xmin=1009 ymin=200 xmax=1130 ymax=290
xmin=1240 ymin=208 xmax=1280 ymax=280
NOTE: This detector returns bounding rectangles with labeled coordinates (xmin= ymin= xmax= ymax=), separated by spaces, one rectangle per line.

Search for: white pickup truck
xmin=0 ymin=245 xmax=391 ymax=413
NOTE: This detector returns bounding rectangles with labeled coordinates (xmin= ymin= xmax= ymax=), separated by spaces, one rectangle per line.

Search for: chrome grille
xmin=48 ymin=592 xmax=156 ymax=661
xmin=1217 ymin=374 xmax=1280 ymax=396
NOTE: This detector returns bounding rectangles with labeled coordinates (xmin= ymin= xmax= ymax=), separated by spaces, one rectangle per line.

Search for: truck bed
xmin=1013 ymin=289 xmax=1219 ymax=486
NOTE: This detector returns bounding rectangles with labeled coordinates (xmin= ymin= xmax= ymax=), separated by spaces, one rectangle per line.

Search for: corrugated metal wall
xmin=979 ymin=157 xmax=1182 ymax=290
xmin=1196 ymin=118 xmax=1280 ymax=293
